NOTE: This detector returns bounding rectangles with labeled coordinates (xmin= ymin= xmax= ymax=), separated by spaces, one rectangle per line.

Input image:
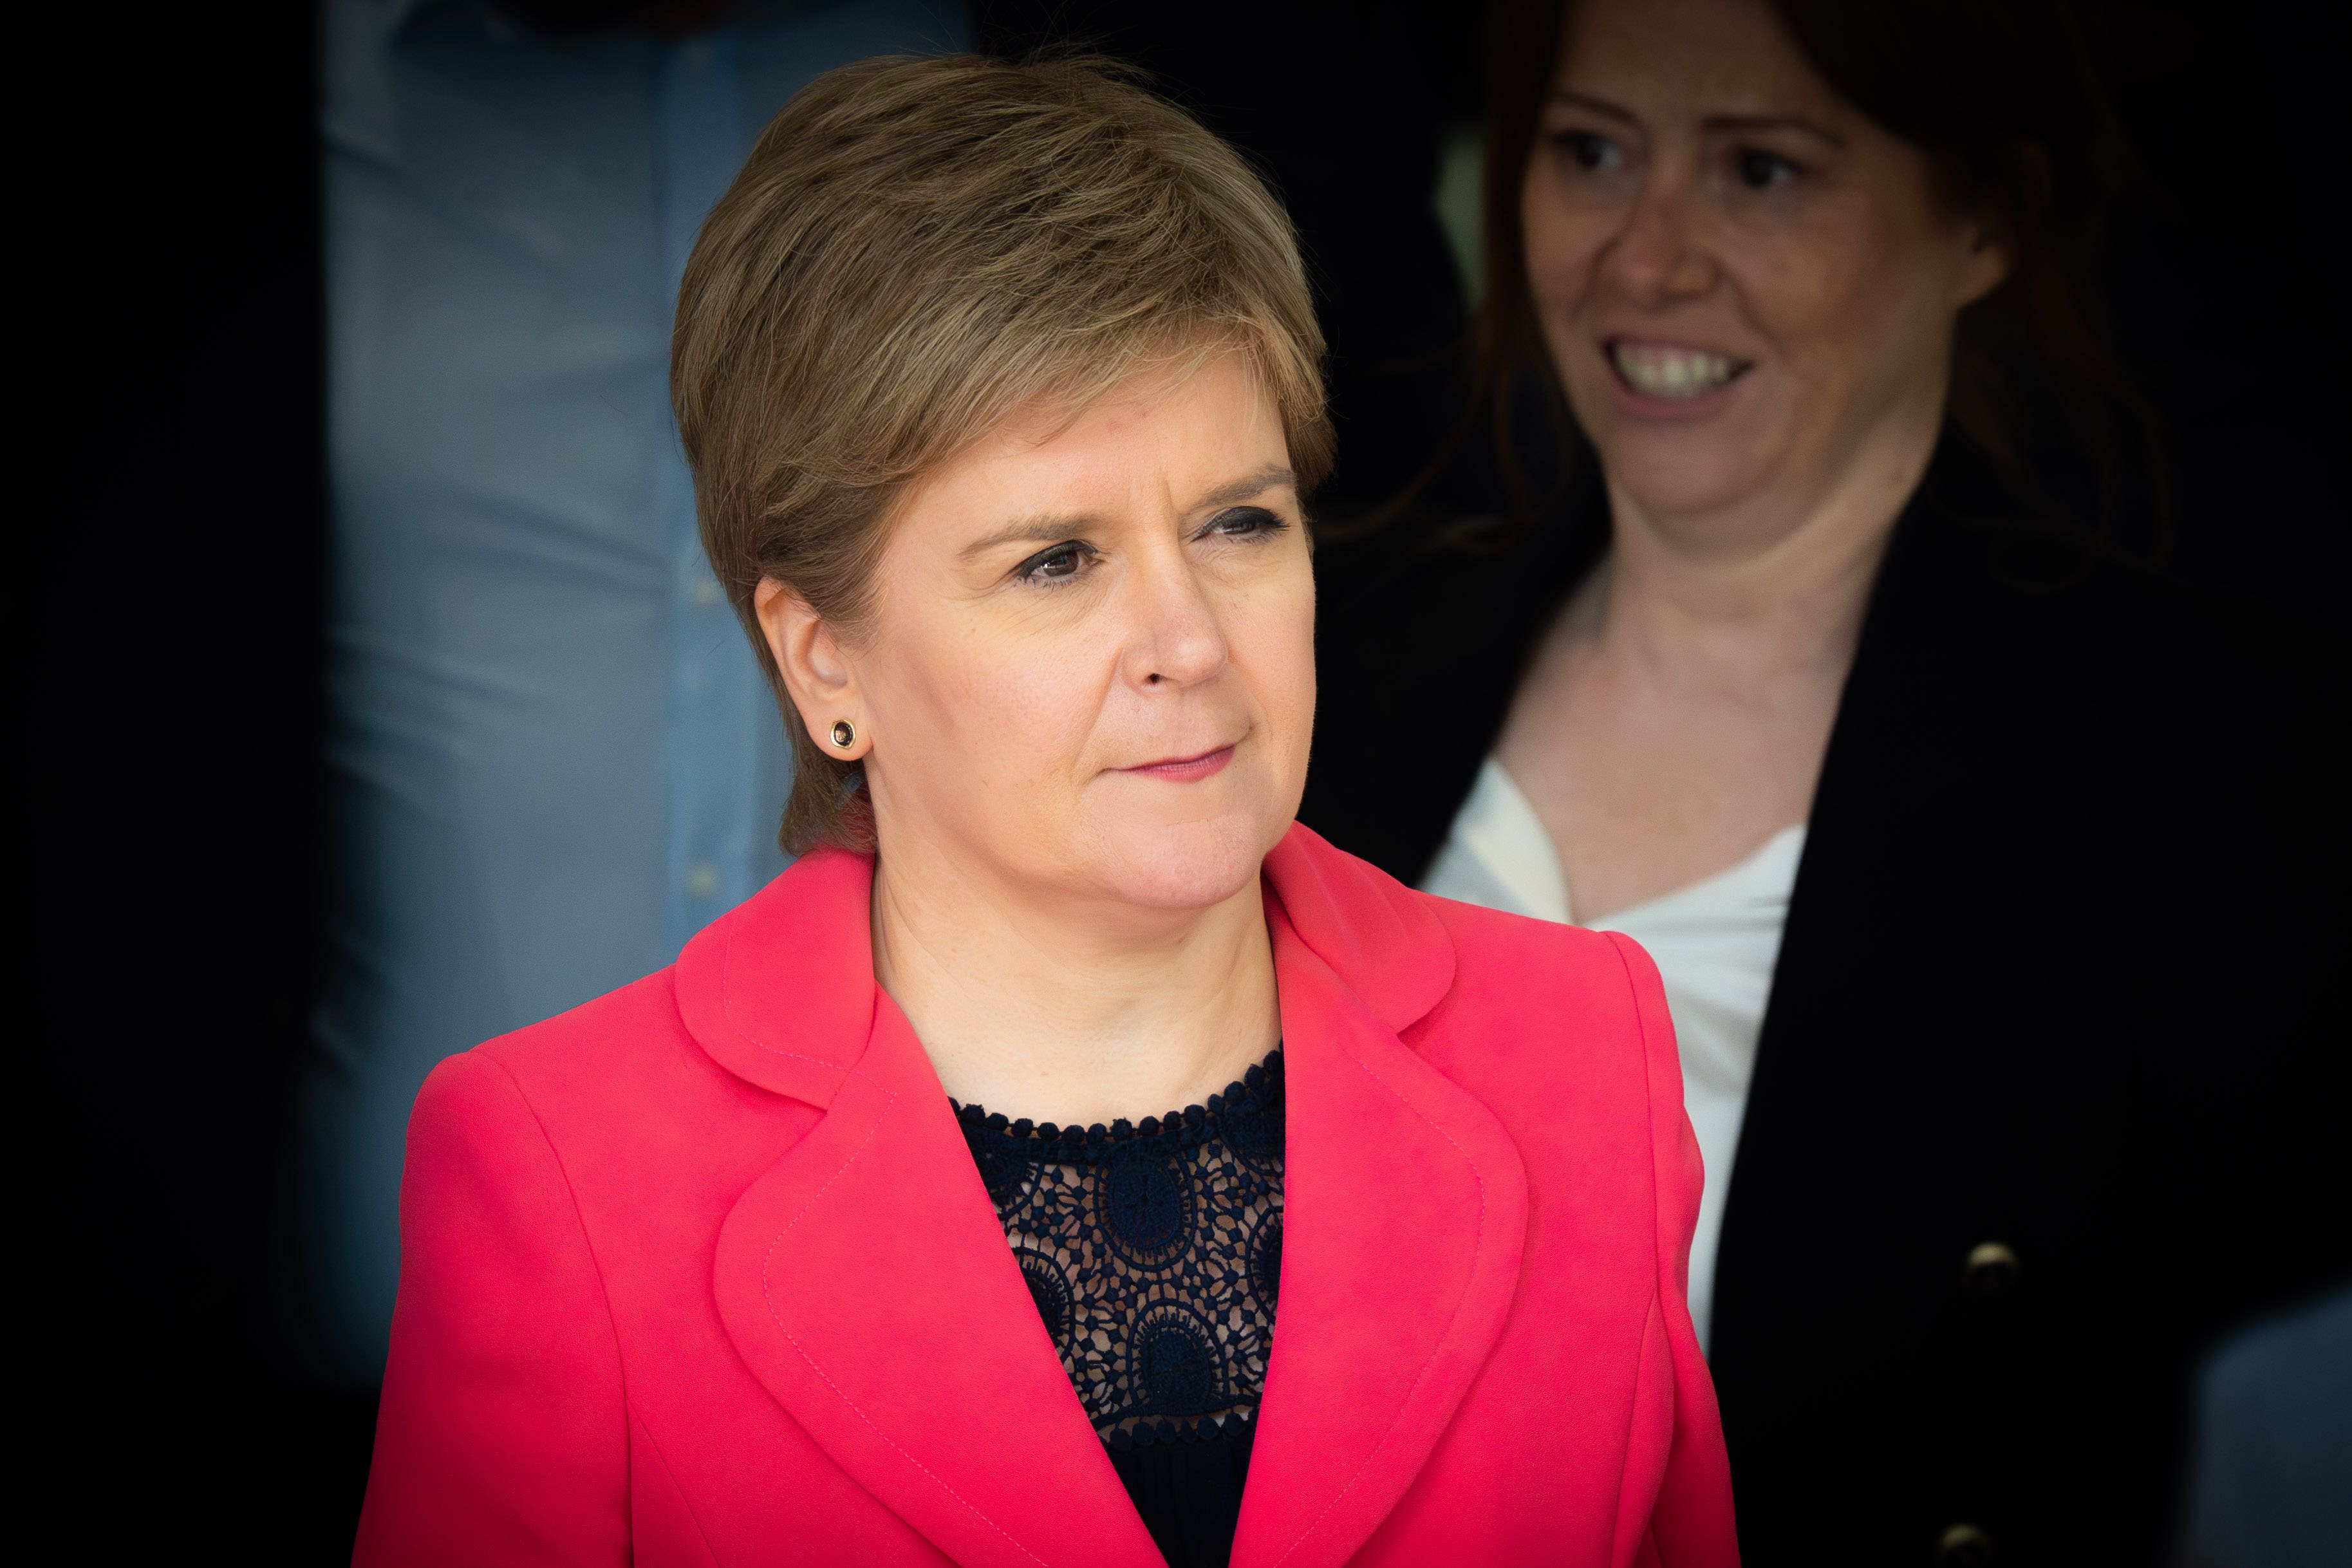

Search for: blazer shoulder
xmin=425 ymin=958 xmax=825 ymax=1239
xmin=1407 ymin=897 xmax=1698 ymax=1291
xmin=474 ymin=964 xmax=693 ymax=1090
xmin=1419 ymin=887 xmax=1630 ymax=989
xmin=1412 ymin=890 xmax=1665 ymax=1085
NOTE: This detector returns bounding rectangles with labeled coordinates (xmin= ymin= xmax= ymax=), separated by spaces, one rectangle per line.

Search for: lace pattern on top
xmin=955 ymin=1051 xmax=1285 ymax=1446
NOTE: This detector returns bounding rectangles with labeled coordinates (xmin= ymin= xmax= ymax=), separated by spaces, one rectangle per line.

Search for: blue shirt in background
xmin=299 ymin=0 xmax=971 ymax=1383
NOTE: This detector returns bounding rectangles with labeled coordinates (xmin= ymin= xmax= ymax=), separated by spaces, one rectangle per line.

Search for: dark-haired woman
xmin=1304 ymin=0 xmax=2348 ymax=1562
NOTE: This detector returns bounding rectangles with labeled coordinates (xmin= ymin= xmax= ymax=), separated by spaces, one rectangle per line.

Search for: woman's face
xmin=1522 ymin=0 xmax=2008 ymax=527
xmin=789 ymin=353 xmax=1315 ymax=917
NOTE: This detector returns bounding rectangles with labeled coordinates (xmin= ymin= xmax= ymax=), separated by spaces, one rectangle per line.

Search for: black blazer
xmin=1302 ymin=446 xmax=2349 ymax=1567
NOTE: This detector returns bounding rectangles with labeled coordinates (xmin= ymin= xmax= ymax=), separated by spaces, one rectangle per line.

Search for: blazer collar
xmin=690 ymin=827 xmax=1518 ymax=1567
xmin=1256 ymin=823 xmax=1456 ymax=1036
xmin=673 ymin=823 xmax=1458 ymax=1104
xmin=673 ymin=845 xmax=873 ymax=1108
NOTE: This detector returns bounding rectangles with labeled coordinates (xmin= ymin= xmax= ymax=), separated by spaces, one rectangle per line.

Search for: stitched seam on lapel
xmin=1273 ymin=1047 xmax=1489 ymax=1568
xmin=758 ymin=1069 xmax=1051 ymax=1568
xmin=720 ymin=911 xmax=855 ymax=1070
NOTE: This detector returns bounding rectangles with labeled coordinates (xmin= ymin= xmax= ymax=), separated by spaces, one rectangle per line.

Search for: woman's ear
xmin=755 ymin=578 xmax=870 ymax=760
xmin=1957 ymin=145 xmax=2046 ymax=310
xmin=1956 ymin=219 xmax=2013 ymax=310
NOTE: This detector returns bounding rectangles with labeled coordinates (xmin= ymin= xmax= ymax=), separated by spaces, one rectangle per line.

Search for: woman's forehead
xmin=1554 ymin=0 xmax=1843 ymax=122
xmin=905 ymin=357 xmax=1289 ymax=525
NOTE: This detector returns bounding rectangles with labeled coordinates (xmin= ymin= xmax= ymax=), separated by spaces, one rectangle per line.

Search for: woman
xmin=1305 ymin=1 xmax=2347 ymax=1564
xmin=353 ymin=55 xmax=1738 ymax=1568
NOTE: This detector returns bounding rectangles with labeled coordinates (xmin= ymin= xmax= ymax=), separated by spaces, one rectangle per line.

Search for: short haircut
xmin=674 ymin=53 xmax=1332 ymax=855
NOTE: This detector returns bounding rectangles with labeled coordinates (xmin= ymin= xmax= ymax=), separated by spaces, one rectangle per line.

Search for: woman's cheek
xmin=1242 ymin=579 xmax=1319 ymax=765
xmin=985 ymin=629 xmax=1123 ymax=777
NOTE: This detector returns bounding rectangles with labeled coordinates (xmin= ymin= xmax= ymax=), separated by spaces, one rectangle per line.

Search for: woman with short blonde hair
xmin=356 ymin=54 xmax=1735 ymax=1567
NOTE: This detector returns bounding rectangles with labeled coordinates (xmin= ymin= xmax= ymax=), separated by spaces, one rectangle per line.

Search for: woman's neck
xmin=1587 ymin=405 xmax=1937 ymax=695
xmin=1495 ymin=398 xmax=1940 ymax=920
xmin=867 ymin=840 xmax=1280 ymax=1128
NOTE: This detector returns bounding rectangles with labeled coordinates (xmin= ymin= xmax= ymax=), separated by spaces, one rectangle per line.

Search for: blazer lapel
xmin=692 ymin=852 xmax=1162 ymax=1568
xmin=1233 ymin=831 xmax=1531 ymax=1568
xmin=1710 ymin=489 xmax=2113 ymax=1473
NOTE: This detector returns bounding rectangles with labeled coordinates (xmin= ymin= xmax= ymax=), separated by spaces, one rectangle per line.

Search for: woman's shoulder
xmin=1275 ymin=828 xmax=1688 ymax=1249
xmin=1419 ymin=882 xmax=1632 ymax=980
xmin=2091 ymin=556 xmax=2340 ymax=730
xmin=1276 ymin=824 xmax=1657 ymax=1034
xmin=1405 ymin=884 xmax=1692 ymax=1233
xmin=481 ymin=962 xmax=689 ymax=1076
xmin=1896 ymin=500 xmax=2337 ymax=692
xmin=1892 ymin=512 xmax=2344 ymax=816
xmin=1276 ymin=826 xmax=1674 ymax=1108
xmin=415 ymin=960 xmax=774 ymax=1167
xmin=1414 ymin=889 xmax=1671 ymax=1076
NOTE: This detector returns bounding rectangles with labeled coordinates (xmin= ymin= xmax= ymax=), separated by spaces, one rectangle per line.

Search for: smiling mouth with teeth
xmin=1607 ymin=339 xmax=1751 ymax=401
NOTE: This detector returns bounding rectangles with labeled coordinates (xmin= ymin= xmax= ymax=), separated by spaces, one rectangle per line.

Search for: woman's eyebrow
xmin=1193 ymin=465 xmax=1296 ymax=512
xmin=1548 ymin=89 xmax=1638 ymax=124
xmin=960 ymin=514 xmax=1097 ymax=559
xmin=959 ymin=465 xmax=1295 ymax=560
xmin=1549 ymin=90 xmax=1845 ymax=150
xmin=1703 ymin=112 xmax=1846 ymax=147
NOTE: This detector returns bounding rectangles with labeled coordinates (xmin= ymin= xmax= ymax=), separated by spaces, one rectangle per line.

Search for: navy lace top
xmin=954 ymin=1050 xmax=1285 ymax=1568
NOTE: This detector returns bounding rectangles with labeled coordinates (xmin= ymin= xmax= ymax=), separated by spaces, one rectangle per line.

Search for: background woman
xmin=1305 ymin=0 xmax=2347 ymax=1562
xmin=354 ymin=55 xmax=1737 ymax=1567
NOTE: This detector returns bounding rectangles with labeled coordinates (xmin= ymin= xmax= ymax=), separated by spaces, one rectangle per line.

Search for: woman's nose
xmin=1121 ymin=552 xmax=1228 ymax=690
xmin=1605 ymin=180 xmax=1714 ymax=304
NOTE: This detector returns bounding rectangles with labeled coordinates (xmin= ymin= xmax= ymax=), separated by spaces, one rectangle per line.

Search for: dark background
xmin=29 ymin=1 xmax=2342 ymax=1558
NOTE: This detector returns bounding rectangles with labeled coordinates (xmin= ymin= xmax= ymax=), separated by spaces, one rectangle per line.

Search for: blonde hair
xmin=673 ymin=53 xmax=1332 ymax=855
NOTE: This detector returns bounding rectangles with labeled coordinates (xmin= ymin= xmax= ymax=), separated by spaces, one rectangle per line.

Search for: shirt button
xmin=684 ymin=861 xmax=718 ymax=899
xmin=1962 ymin=1241 xmax=2021 ymax=1301
xmin=1936 ymin=1522 xmax=1993 ymax=1565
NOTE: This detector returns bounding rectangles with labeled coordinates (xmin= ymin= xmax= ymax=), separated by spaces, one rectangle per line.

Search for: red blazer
xmin=355 ymin=825 xmax=1738 ymax=1567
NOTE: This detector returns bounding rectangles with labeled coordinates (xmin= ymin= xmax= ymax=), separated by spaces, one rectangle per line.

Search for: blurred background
xmin=28 ymin=0 xmax=2344 ymax=1560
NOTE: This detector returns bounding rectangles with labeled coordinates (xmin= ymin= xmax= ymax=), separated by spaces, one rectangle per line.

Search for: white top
xmin=1423 ymin=759 xmax=1805 ymax=1354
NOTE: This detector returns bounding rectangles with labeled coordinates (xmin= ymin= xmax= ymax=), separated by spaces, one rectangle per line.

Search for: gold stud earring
xmin=830 ymin=719 xmax=856 ymax=749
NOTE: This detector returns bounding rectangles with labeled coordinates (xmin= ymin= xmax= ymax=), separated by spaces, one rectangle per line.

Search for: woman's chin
xmin=1594 ymin=432 xmax=1773 ymax=513
xmin=1581 ymin=402 xmax=1785 ymax=521
xmin=1080 ymin=815 xmax=1278 ymax=913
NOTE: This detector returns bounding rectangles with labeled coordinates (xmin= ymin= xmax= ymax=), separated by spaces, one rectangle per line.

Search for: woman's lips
xmin=1601 ymin=337 xmax=1752 ymax=414
xmin=1121 ymin=745 xmax=1235 ymax=782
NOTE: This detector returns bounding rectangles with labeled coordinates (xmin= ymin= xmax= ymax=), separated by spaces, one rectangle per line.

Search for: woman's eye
xmin=1552 ymin=130 xmax=1621 ymax=173
xmin=1734 ymin=149 xmax=1800 ymax=190
xmin=1201 ymin=506 xmax=1286 ymax=541
xmin=1016 ymin=541 xmax=1092 ymax=583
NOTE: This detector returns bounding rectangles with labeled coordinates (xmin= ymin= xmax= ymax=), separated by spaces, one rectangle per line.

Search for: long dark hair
xmin=1432 ymin=0 xmax=2158 ymax=550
